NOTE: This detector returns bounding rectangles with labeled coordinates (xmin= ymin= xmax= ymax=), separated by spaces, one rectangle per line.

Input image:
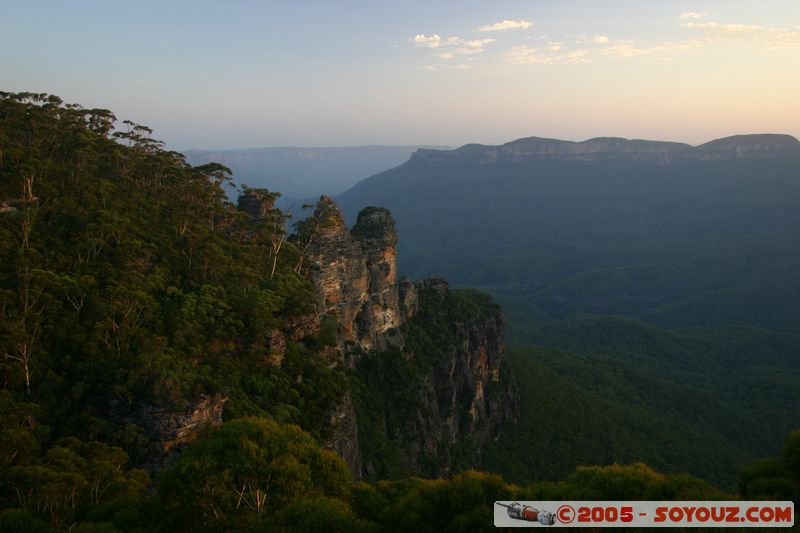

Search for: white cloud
xmin=465 ymin=38 xmax=496 ymax=49
xmin=410 ymin=33 xmax=496 ymax=63
xmin=593 ymin=35 xmax=609 ymax=44
xmin=565 ymin=50 xmax=590 ymax=62
xmin=476 ymin=19 xmax=532 ymax=32
xmin=680 ymin=12 xmax=708 ymax=20
xmin=684 ymin=21 xmax=800 ymax=49
xmin=599 ymin=38 xmax=706 ymax=58
xmin=503 ymin=37 xmax=705 ymax=65
xmin=547 ymin=42 xmax=563 ymax=51
xmin=412 ymin=34 xmax=441 ymax=48
xmin=504 ymin=45 xmax=591 ymax=65
xmin=422 ymin=65 xmax=436 ymax=71
xmin=449 ymin=38 xmax=496 ymax=55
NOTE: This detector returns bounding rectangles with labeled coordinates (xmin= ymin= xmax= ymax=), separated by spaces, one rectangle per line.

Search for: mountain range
xmin=184 ymin=145 xmax=448 ymax=200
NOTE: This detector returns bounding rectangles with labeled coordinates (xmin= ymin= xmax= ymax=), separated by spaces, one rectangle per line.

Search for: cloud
xmin=683 ymin=21 xmax=800 ymax=49
xmin=414 ymin=13 xmax=800 ymax=71
xmin=504 ymin=45 xmax=591 ymax=65
xmin=503 ymin=37 xmax=705 ymax=65
xmin=410 ymin=33 xmax=496 ymax=62
xmin=679 ymin=12 xmax=708 ymax=20
xmin=599 ymin=39 xmax=705 ymax=58
xmin=476 ymin=19 xmax=532 ymax=32
xmin=422 ymin=65 xmax=436 ymax=71
xmin=412 ymin=34 xmax=441 ymax=48
xmin=465 ymin=38 xmax=496 ymax=49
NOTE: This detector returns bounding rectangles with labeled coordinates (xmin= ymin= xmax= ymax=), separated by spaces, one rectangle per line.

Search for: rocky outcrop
xmin=323 ymin=391 xmax=362 ymax=479
xmin=303 ymin=197 xmax=411 ymax=353
xmin=115 ymin=394 xmax=228 ymax=471
xmin=262 ymin=328 xmax=286 ymax=366
xmin=287 ymin=198 xmax=518 ymax=479
xmin=410 ymin=134 xmax=800 ymax=165
xmin=414 ymin=278 xmax=512 ymax=439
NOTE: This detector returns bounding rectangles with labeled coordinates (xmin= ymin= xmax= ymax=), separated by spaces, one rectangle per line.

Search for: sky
xmin=2 ymin=0 xmax=800 ymax=150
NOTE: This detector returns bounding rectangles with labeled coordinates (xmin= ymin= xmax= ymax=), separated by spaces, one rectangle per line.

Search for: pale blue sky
xmin=2 ymin=0 xmax=799 ymax=149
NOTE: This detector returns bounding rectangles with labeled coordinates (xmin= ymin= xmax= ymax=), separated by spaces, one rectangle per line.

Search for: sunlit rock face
xmin=304 ymin=197 xmax=413 ymax=353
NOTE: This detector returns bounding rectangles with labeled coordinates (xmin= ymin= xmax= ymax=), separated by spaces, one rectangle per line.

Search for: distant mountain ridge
xmin=410 ymin=134 xmax=800 ymax=165
xmin=185 ymin=144 xmax=449 ymax=198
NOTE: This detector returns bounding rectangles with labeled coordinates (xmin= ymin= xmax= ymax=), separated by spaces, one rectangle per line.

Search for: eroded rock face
xmin=119 ymin=394 xmax=228 ymax=471
xmin=304 ymin=197 xmax=410 ymax=353
xmin=324 ymin=391 xmax=361 ymax=480
xmin=358 ymin=278 xmax=518 ymax=479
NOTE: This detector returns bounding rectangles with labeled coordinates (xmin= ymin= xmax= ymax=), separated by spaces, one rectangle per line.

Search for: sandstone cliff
xmin=354 ymin=278 xmax=518 ymax=479
xmin=302 ymin=197 xmax=412 ymax=355
xmin=292 ymin=197 xmax=517 ymax=479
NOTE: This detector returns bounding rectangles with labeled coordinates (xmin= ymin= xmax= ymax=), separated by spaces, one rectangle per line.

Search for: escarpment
xmin=353 ymin=278 xmax=518 ymax=479
xmin=289 ymin=196 xmax=518 ymax=479
xmin=409 ymin=133 xmax=800 ymax=165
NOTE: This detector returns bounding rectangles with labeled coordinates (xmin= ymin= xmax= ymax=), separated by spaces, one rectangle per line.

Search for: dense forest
xmin=1 ymin=93 xmax=797 ymax=531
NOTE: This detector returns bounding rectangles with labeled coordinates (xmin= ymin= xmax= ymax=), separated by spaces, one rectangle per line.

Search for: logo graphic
xmin=496 ymin=502 xmax=556 ymax=526
xmin=556 ymin=505 xmax=576 ymax=524
xmin=493 ymin=501 xmax=794 ymax=528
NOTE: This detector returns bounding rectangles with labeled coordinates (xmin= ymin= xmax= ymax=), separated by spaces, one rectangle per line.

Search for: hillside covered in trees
xmin=337 ymin=132 xmax=800 ymax=486
xmin=1 ymin=93 xmax=797 ymax=531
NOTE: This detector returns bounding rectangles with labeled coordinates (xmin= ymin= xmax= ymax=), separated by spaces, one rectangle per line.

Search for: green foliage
xmin=0 ymin=393 xmax=148 ymax=530
xmin=739 ymin=430 xmax=800 ymax=502
xmin=351 ymin=286 xmax=505 ymax=480
xmin=156 ymin=417 xmax=350 ymax=531
xmin=483 ymin=348 xmax=749 ymax=487
xmin=351 ymin=349 xmax=429 ymax=478
xmin=0 ymin=91 xmax=347 ymax=446
xmin=484 ymin=310 xmax=800 ymax=487
xmin=0 ymin=92 xmax=351 ymax=528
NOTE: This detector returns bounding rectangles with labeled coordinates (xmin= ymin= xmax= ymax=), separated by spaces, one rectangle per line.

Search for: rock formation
xmin=114 ymin=394 xmax=228 ymax=471
xmin=289 ymin=197 xmax=517 ymax=479
xmin=303 ymin=197 xmax=413 ymax=354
